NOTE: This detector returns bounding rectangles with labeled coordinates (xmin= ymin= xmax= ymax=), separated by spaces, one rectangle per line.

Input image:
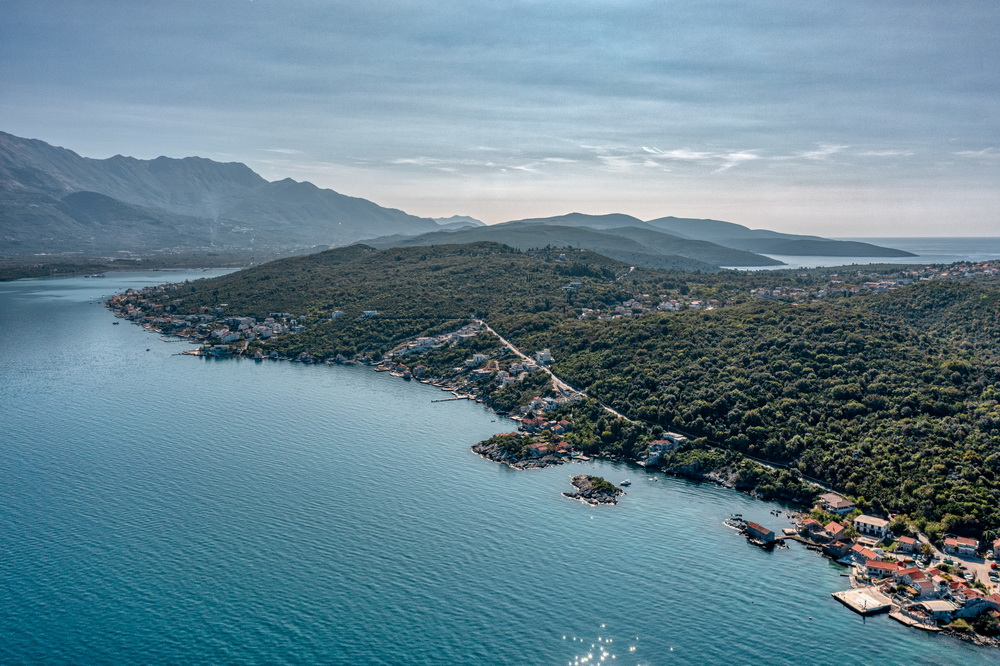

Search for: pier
xmin=831 ymin=588 xmax=892 ymax=616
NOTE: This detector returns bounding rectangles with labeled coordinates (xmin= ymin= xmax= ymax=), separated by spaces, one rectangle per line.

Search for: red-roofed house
xmin=896 ymin=567 xmax=925 ymax=585
xmin=896 ymin=536 xmax=919 ymax=554
xmin=943 ymin=536 xmax=979 ymax=557
xmin=824 ymin=521 xmax=847 ymax=541
xmin=865 ymin=559 xmax=901 ymax=579
xmin=992 ymin=537 xmax=1000 ymax=558
xmin=851 ymin=544 xmax=880 ymax=563
xmin=746 ymin=522 xmax=775 ymax=544
xmin=912 ymin=579 xmax=937 ymax=599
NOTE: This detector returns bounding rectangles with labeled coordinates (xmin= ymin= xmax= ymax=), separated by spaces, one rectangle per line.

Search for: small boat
xmin=620 ymin=479 xmax=631 ymax=486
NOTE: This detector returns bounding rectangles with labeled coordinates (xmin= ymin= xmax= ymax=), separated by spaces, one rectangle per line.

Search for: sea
xmin=1 ymin=260 xmax=997 ymax=664
xmin=733 ymin=236 xmax=1000 ymax=270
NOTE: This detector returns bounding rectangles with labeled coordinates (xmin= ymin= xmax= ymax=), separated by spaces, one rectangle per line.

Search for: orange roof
xmin=866 ymin=559 xmax=900 ymax=571
xmin=945 ymin=536 xmax=979 ymax=547
xmin=825 ymin=521 xmax=845 ymax=532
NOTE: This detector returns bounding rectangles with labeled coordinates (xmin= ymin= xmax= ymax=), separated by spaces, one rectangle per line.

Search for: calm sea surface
xmin=1 ymin=269 xmax=995 ymax=665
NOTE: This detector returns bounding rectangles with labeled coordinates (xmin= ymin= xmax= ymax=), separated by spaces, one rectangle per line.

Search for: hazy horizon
xmin=3 ymin=1 xmax=998 ymax=236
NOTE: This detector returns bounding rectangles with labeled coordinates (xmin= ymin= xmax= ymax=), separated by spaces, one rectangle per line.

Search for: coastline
xmin=104 ymin=293 xmax=1000 ymax=650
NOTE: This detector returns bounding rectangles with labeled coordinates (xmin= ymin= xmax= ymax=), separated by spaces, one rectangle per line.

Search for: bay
xmin=0 ymin=270 xmax=993 ymax=664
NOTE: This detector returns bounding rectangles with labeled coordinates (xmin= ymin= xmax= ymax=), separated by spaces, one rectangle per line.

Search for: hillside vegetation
xmin=134 ymin=242 xmax=1000 ymax=537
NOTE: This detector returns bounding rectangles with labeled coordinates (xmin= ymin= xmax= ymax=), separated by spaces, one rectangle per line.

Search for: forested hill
xmin=141 ymin=244 xmax=1000 ymax=537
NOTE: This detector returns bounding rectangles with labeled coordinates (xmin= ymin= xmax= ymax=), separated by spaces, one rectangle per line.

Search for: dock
xmin=831 ymin=588 xmax=892 ymax=615
xmin=431 ymin=396 xmax=472 ymax=402
xmin=889 ymin=611 xmax=941 ymax=632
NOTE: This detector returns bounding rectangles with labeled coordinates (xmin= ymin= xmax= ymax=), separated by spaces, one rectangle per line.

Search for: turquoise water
xmin=1 ymin=271 xmax=994 ymax=665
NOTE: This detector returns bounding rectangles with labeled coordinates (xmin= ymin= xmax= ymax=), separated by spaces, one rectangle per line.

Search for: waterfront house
xmin=528 ymin=442 xmax=552 ymax=457
xmin=943 ymin=536 xmax=979 ymax=557
xmin=954 ymin=596 xmax=992 ymax=619
xmin=824 ymin=521 xmax=847 ymax=541
xmin=919 ymin=600 xmax=958 ymax=622
xmin=865 ymin=559 xmax=901 ymax=579
xmin=799 ymin=518 xmax=822 ymax=535
xmin=896 ymin=536 xmax=919 ymax=554
xmin=745 ymin=522 xmax=775 ymax=544
xmin=818 ymin=492 xmax=856 ymax=516
xmin=854 ymin=515 xmax=890 ymax=540
xmin=824 ymin=540 xmax=852 ymax=559
xmin=850 ymin=544 xmax=881 ymax=563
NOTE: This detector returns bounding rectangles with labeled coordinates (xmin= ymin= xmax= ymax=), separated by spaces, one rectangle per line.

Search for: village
xmin=738 ymin=492 xmax=1000 ymax=639
xmin=578 ymin=259 xmax=1000 ymax=320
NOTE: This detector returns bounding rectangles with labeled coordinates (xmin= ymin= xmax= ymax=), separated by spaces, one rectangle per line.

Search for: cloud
xmin=260 ymin=148 xmax=303 ymax=155
xmin=797 ymin=144 xmax=848 ymax=160
xmin=855 ymin=149 xmax=914 ymax=157
xmin=954 ymin=148 xmax=998 ymax=157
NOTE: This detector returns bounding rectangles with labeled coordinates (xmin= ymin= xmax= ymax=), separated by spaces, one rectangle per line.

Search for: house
xmin=896 ymin=536 xmax=919 ymax=554
xmin=895 ymin=567 xmax=925 ymax=585
xmin=850 ymin=544 xmax=881 ymax=563
xmin=799 ymin=518 xmax=823 ymax=535
xmin=745 ymin=522 xmax=775 ymax=544
xmin=362 ymin=310 xmax=379 ymax=318
xmin=865 ymin=559 xmax=901 ymax=579
xmin=331 ymin=310 xmax=344 ymax=320
xmin=528 ymin=442 xmax=552 ymax=457
xmin=854 ymin=515 xmax=891 ymax=540
xmin=943 ymin=536 xmax=979 ymax=557
xmin=818 ymin=492 xmax=856 ymax=516
xmin=911 ymin=579 xmax=937 ymax=599
xmin=824 ymin=521 xmax=847 ymax=541
xmin=919 ymin=600 xmax=958 ymax=622
xmin=954 ymin=596 xmax=992 ymax=619
xmin=535 ymin=349 xmax=552 ymax=365
xmin=993 ymin=538 xmax=1000 ymax=559
xmin=823 ymin=540 xmax=851 ymax=559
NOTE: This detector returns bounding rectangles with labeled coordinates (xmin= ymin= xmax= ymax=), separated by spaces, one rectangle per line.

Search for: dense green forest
xmin=132 ymin=241 xmax=1000 ymax=537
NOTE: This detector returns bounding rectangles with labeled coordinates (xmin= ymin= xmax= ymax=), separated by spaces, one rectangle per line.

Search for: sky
xmin=2 ymin=0 xmax=999 ymax=235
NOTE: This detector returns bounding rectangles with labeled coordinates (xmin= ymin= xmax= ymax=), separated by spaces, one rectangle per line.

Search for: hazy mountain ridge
xmin=0 ymin=131 xmax=441 ymax=255
xmin=645 ymin=216 xmax=915 ymax=257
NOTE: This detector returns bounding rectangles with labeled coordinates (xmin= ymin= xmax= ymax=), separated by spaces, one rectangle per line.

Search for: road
xmin=476 ymin=319 xmax=635 ymax=422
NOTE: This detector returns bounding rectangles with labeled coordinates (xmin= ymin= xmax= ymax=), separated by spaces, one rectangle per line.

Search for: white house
xmin=818 ymin=492 xmax=856 ymax=516
xmin=943 ymin=536 xmax=979 ymax=557
xmin=854 ymin=515 xmax=890 ymax=540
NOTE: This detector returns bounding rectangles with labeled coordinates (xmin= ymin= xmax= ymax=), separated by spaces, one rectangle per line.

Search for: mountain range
xmin=367 ymin=212 xmax=913 ymax=271
xmin=0 ymin=131 xmax=913 ymax=268
xmin=0 ymin=131 xmax=442 ymax=255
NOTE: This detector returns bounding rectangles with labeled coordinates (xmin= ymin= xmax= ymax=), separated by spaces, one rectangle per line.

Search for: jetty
xmin=831 ymin=587 xmax=891 ymax=616
xmin=431 ymin=396 xmax=471 ymax=402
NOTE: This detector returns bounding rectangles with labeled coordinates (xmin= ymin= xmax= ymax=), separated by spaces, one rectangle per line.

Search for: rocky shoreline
xmin=470 ymin=437 xmax=570 ymax=470
xmin=562 ymin=475 xmax=623 ymax=505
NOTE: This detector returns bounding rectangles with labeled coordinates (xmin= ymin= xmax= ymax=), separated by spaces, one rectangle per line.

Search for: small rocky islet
xmin=562 ymin=475 xmax=623 ymax=505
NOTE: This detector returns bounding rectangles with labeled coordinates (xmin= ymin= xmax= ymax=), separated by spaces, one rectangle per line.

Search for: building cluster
xmin=799 ymin=493 xmax=1000 ymax=627
xmin=107 ymin=284 xmax=304 ymax=353
xmin=752 ymin=260 xmax=1000 ymax=304
xmin=579 ymin=296 xmax=720 ymax=320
